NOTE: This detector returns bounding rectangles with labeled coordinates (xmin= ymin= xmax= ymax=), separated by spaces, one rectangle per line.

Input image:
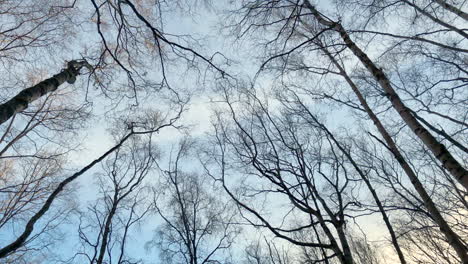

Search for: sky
xmin=2 ymin=0 xmax=466 ymax=263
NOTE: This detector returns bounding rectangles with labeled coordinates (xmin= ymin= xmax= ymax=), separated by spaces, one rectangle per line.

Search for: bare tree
xmin=244 ymin=237 xmax=295 ymax=264
xmin=219 ymin=0 xmax=467 ymax=262
xmin=204 ymin=83 xmax=381 ymax=264
xmin=303 ymin=0 xmax=467 ymax=190
xmin=149 ymin=138 xmax=240 ymax=264
xmin=0 ymin=84 xmax=91 ymax=262
xmin=0 ymin=107 xmax=181 ymax=259
xmin=2 ymin=0 xmax=467 ymax=262
xmin=0 ymin=0 xmax=226 ymax=261
xmin=68 ymin=136 xmax=156 ymax=264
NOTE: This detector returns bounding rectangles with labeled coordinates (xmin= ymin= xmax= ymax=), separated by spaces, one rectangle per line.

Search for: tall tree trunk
xmin=0 ymin=132 xmax=132 ymax=259
xmin=335 ymin=225 xmax=354 ymax=264
xmin=309 ymin=187 xmax=354 ymax=264
xmin=402 ymin=0 xmax=468 ymax=39
xmin=96 ymin=193 xmax=119 ymax=264
xmin=432 ymin=0 xmax=468 ymax=21
xmin=0 ymin=60 xmax=89 ymax=125
xmin=330 ymin=54 xmax=468 ymax=262
xmin=314 ymin=206 xmax=352 ymax=264
xmin=299 ymin=66 xmax=407 ymax=263
xmin=303 ymin=0 xmax=468 ymax=191
xmin=299 ymin=5 xmax=468 ymax=259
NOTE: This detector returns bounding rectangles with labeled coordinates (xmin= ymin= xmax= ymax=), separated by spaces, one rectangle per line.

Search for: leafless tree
xmin=219 ymin=0 xmax=467 ymax=262
xmin=0 ymin=107 xmax=181 ymax=260
xmin=68 ymin=136 xmax=156 ymax=264
xmin=0 ymin=0 xmax=225 ymax=261
xmin=2 ymin=0 xmax=467 ymax=262
xmin=148 ymin=137 xmax=240 ymax=264
xmin=203 ymin=83 xmax=381 ymax=264
xmin=244 ymin=237 xmax=295 ymax=264
xmin=0 ymin=84 xmax=91 ymax=262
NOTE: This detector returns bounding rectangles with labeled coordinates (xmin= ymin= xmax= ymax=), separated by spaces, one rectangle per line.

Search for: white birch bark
xmin=0 ymin=60 xmax=89 ymax=125
xmin=303 ymin=1 xmax=468 ymax=262
xmin=303 ymin=0 xmax=467 ymax=190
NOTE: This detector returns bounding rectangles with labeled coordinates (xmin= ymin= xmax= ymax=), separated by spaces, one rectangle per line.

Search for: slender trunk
xmin=0 ymin=132 xmax=132 ymax=258
xmin=428 ymin=0 xmax=468 ymax=22
xmin=96 ymin=193 xmax=119 ymax=264
xmin=338 ymin=25 xmax=468 ymax=189
xmin=299 ymin=157 xmax=352 ymax=263
xmin=300 ymin=56 xmax=408 ymax=262
xmin=0 ymin=60 xmax=88 ymax=125
xmin=310 ymin=188 xmax=354 ymax=264
xmin=303 ymin=0 xmax=468 ymax=191
xmin=314 ymin=204 xmax=352 ymax=264
xmin=297 ymin=5 xmax=468 ymax=257
xmin=192 ymin=230 xmax=197 ymax=264
xmin=311 ymin=222 xmax=331 ymax=264
xmin=324 ymin=114 xmax=407 ymax=263
xmin=403 ymin=0 xmax=468 ymax=39
xmin=335 ymin=225 xmax=354 ymax=264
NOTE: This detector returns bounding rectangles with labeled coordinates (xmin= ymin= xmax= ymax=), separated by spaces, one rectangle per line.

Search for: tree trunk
xmin=0 ymin=132 xmax=132 ymax=259
xmin=0 ymin=60 xmax=88 ymax=125
xmin=432 ymin=0 xmax=468 ymax=21
xmin=96 ymin=194 xmax=119 ymax=264
xmin=299 ymin=5 xmax=468 ymax=259
xmin=403 ymin=0 xmax=468 ymax=39
xmin=300 ymin=60 xmax=408 ymax=262
xmin=330 ymin=48 xmax=468 ymax=262
xmin=309 ymin=187 xmax=354 ymax=264
xmin=303 ymin=0 xmax=468 ymax=191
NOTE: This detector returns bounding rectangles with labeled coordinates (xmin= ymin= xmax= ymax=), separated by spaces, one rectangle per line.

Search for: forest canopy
xmin=0 ymin=0 xmax=467 ymax=263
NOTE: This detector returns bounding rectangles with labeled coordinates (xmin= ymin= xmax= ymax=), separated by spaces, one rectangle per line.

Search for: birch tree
xmin=216 ymin=0 xmax=467 ymax=262
xmin=69 ymin=137 xmax=156 ymax=264
xmin=149 ymin=138 xmax=240 ymax=264
xmin=1 ymin=0 xmax=226 ymax=261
